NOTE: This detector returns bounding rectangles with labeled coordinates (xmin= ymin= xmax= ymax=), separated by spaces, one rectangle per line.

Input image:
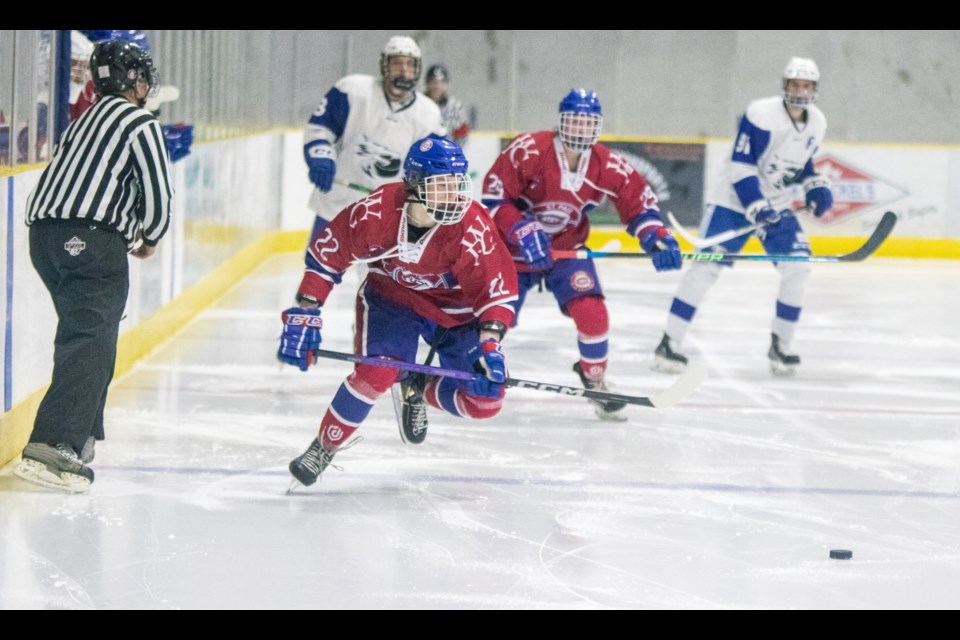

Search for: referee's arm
xmin=133 ymin=119 xmax=173 ymax=248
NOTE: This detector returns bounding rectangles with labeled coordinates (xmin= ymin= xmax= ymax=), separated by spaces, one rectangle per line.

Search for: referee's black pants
xmin=28 ymin=221 xmax=129 ymax=455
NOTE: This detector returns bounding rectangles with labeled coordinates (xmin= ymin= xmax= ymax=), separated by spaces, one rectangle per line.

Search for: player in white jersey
xmin=652 ymin=57 xmax=834 ymax=377
xmin=303 ymin=35 xmax=443 ymax=239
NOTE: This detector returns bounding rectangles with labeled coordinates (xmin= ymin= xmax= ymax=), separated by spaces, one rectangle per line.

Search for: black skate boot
xmin=651 ymin=332 xmax=688 ymax=374
xmin=15 ymin=442 xmax=94 ymax=493
xmin=573 ymin=362 xmax=627 ymax=422
xmin=399 ymin=373 xmax=429 ymax=445
xmin=288 ymin=438 xmax=337 ymax=487
xmin=768 ymin=333 xmax=800 ymax=377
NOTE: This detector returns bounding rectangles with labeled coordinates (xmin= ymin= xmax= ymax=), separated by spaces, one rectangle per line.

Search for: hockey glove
xmin=745 ymin=200 xmax=788 ymax=226
xmin=804 ymin=177 xmax=833 ymax=217
xmin=161 ymin=124 xmax=193 ymax=163
xmin=509 ymin=218 xmax=553 ymax=271
xmin=639 ymin=226 xmax=683 ymax=272
xmin=278 ymin=307 xmax=323 ymax=372
xmin=467 ymin=338 xmax=507 ymax=399
xmin=305 ymin=142 xmax=336 ymax=192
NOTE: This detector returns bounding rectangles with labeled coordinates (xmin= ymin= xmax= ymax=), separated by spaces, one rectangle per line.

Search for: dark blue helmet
xmin=403 ymin=134 xmax=472 ymax=225
xmin=558 ymin=89 xmax=604 ymax=151
xmin=90 ymin=40 xmax=158 ymax=98
xmin=559 ymin=89 xmax=603 ymax=116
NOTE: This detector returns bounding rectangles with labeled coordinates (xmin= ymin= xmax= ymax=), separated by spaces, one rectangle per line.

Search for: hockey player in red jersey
xmin=280 ymin=134 xmax=519 ymax=487
xmin=482 ymin=89 xmax=683 ymax=421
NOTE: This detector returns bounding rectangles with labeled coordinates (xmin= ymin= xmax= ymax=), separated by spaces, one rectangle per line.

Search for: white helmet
xmin=782 ymin=57 xmax=820 ymax=108
xmin=381 ymin=35 xmax=422 ymax=93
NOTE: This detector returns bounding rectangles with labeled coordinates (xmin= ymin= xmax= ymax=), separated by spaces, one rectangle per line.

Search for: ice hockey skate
xmin=573 ymin=362 xmax=627 ymax=422
xmin=288 ymin=438 xmax=337 ymax=488
xmin=651 ymin=332 xmax=688 ymax=374
xmin=14 ymin=442 xmax=94 ymax=493
xmin=768 ymin=333 xmax=800 ymax=377
xmin=397 ymin=373 xmax=430 ymax=444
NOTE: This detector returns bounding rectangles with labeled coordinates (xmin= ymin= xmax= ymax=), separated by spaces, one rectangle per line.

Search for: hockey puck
xmin=829 ymin=549 xmax=853 ymax=560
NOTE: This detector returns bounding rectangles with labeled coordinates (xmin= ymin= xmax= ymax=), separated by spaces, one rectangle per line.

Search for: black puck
xmin=829 ymin=549 xmax=853 ymax=560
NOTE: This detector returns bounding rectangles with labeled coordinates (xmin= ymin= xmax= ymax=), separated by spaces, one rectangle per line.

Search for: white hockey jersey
xmin=304 ymin=74 xmax=442 ymax=220
xmin=709 ymin=96 xmax=827 ymax=213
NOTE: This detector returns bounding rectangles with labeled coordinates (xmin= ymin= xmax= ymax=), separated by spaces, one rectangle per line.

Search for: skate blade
xmin=286 ymin=478 xmax=302 ymax=494
xmin=14 ymin=460 xmax=91 ymax=494
xmin=595 ymin=411 xmax=628 ymax=422
xmin=651 ymin=355 xmax=687 ymax=375
xmin=769 ymin=362 xmax=798 ymax=377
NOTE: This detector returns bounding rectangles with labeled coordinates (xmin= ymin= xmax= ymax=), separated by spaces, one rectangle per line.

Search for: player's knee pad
xmin=566 ymin=295 xmax=609 ymax=337
xmin=675 ymin=260 xmax=722 ymax=301
xmin=775 ymin=261 xmax=811 ymax=306
xmin=347 ymin=363 xmax=400 ymax=398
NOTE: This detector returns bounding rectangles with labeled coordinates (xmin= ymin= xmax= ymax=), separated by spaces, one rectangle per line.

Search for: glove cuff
xmin=744 ymin=199 xmax=772 ymax=224
xmin=803 ymin=175 xmax=830 ymax=192
xmin=305 ymin=141 xmax=335 ymax=161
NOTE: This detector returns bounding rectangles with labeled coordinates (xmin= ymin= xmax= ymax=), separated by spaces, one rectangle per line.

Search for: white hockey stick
xmin=667 ymin=209 xmax=812 ymax=250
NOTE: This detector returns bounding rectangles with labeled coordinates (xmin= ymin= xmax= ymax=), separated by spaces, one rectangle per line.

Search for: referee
xmin=15 ymin=39 xmax=172 ymax=493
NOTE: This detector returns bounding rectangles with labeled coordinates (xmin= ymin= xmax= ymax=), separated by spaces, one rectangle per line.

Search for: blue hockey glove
xmin=509 ymin=218 xmax=553 ymax=271
xmin=304 ymin=141 xmax=336 ymax=192
xmin=467 ymin=338 xmax=507 ymax=398
xmin=161 ymin=124 xmax=193 ymax=163
xmin=278 ymin=307 xmax=322 ymax=372
xmin=744 ymin=200 xmax=786 ymax=226
xmin=804 ymin=177 xmax=833 ymax=217
xmin=639 ymin=226 xmax=683 ymax=272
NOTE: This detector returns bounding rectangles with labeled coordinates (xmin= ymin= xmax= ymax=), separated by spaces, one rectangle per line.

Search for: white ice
xmin=2 ymin=253 xmax=959 ymax=609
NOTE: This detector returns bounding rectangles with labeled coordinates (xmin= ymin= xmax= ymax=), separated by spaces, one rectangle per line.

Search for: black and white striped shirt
xmin=25 ymin=95 xmax=172 ymax=248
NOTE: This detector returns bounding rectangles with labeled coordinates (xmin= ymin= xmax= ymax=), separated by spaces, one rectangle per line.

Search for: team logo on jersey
xmin=505 ymin=134 xmax=540 ymax=168
xmin=461 ymin=218 xmax=497 ymax=266
xmin=791 ymin=154 xmax=910 ymax=225
xmin=570 ymin=270 xmax=595 ymax=292
xmin=531 ymin=201 xmax=581 ymax=234
xmin=64 ymin=236 xmax=86 ymax=256
xmin=385 ymin=264 xmax=452 ymax=291
xmin=419 ymin=139 xmax=434 ymax=152
xmin=348 ymin=193 xmax=384 ymax=229
xmin=357 ymin=137 xmax=402 ymax=179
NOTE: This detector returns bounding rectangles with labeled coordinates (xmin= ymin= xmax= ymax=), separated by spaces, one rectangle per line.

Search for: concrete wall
xmin=150 ymin=30 xmax=960 ymax=145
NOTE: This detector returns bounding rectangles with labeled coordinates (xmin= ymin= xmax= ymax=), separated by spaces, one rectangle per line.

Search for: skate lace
xmin=305 ymin=437 xmax=365 ymax=476
xmin=408 ymin=396 xmax=428 ymax=435
xmin=55 ymin=443 xmax=82 ymax=466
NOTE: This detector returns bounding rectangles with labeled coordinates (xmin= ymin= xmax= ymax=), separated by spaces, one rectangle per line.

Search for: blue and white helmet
xmin=558 ymin=89 xmax=603 ymax=152
xmin=783 ymin=57 xmax=820 ymax=108
xmin=403 ymin=134 xmax=472 ymax=225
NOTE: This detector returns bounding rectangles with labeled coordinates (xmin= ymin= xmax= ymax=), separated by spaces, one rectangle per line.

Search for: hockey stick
xmin=314 ymin=349 xmax=705 ymax=409
xmin=666 ymin=209 xmax=811 ymax=249
xmin=335 ymin=179 xmax=372 ymax=194
xmin=553 ymin=211 xmax=897 ymax=264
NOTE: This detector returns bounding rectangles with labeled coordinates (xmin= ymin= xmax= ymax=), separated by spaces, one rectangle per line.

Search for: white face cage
xmin=415 ymin=173 xmax=473 ymax=225
xmin=783 ymin=79 xmax=819 ymax=108
xmin=558 ymin=112 xmax=603 ymax=152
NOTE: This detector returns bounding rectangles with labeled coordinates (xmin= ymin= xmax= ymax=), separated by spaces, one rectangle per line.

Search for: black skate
xmin=651 ymin=332 xmax=688 ymax=374
xmin=288 ymin=438 xmax=336 ymax=487
xmin=399 ymin=373 xmax=429 ymax=445
xmin=769 ymin=333 xmax=800 ymax=377
xmin=573 ymin=362 xmax=627 ymax=422
xmin=15 ymin=442 xmax=94 ymax=493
